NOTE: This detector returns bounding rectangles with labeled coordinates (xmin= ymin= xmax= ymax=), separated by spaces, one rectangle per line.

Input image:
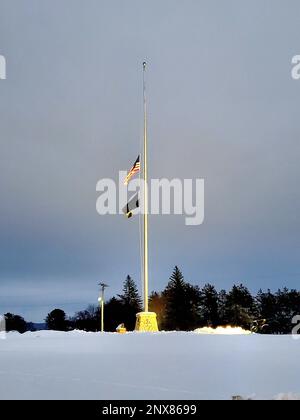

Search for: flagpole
xmin=135 ymin=62 xmax=158 ymax=331
xmin=143 ymin=61 xmax=149 ymax=313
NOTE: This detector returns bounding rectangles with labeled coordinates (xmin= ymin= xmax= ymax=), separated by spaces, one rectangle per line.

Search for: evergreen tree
xmin=256 ymin=289 xmax=278 ymax=333
xmin=163 ymin=266 xmax=200 ymax=331
xmin=275 ymin=288 xmax=300 ymax=334
xmin=225 ymin=284 xmax=257 ymax=328
xmin=118 ymin=275 xmax=142 ymax=330
xmin=199 ymin=284 xmax=220 ymax=327
xmin=45 ymin=309 xmax=68 ymax=331
xmin=218 ymin=290 xmax=228 ymax=325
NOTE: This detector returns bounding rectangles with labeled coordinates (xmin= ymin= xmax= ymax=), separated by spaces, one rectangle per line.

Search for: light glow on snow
xmin=194 ymin=326 xmax=252 ymax=335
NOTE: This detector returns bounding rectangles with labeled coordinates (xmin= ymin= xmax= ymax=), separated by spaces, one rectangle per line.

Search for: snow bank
xmin=0 ymin=331 xmax=299 ymax=400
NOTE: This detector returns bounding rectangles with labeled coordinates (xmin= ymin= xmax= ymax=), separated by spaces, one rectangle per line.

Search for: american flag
xmin=124 ymin=155 xmax=140 ymax=185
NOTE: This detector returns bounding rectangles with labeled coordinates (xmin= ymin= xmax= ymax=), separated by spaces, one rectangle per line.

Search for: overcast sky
xmin=0 ymin=0 xmax=300 ymax=321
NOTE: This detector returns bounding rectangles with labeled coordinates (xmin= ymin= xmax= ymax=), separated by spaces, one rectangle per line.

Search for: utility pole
xmin=98 ymin=283 xmax=109 ymax=332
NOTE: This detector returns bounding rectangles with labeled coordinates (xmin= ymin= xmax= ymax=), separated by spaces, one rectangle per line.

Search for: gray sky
xmin=0 ymin=0 xmax=300 ymax=321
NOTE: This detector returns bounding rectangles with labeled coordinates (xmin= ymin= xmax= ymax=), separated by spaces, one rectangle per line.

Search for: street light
xmin=98 ymin=283 xmax=109 ymax=332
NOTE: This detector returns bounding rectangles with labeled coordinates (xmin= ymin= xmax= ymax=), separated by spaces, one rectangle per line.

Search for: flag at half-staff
xmin=124 ymin=155 xmax=140 ymax=185
xmin=122 ymin=192 xmax=139 ymax=218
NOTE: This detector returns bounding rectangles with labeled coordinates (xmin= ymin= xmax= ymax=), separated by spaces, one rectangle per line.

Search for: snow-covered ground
xmin=0 ymin=330 xmax=299 ymax=400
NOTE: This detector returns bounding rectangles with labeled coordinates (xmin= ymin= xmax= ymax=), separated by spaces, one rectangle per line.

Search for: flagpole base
xmin=135 ymin=312 xmax=159 ymax=332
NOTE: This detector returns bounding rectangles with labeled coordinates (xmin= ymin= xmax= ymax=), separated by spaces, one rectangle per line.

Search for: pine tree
xmin=199 ymin=284 xmax=220 ymax=327
xmin=118 ymin=275 xmax=142 ymax=310
xmin=218 ymin=290 xmax=228 ymax=325
xmin=118 ymin=275 xmax=142 ymax=330
xmin=163 ymin=266 xmax=200 ymax=331
xmin=275 ymin=288 xmax=300 ymax=334
xmin=256 ymin=289 xmax=278 ymax=333
xmin=225 ymin=284 xmax=257 ymax=328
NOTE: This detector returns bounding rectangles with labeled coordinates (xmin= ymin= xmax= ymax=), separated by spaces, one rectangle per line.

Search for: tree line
xmin=4 ymin=266 xmax=300 ymax=334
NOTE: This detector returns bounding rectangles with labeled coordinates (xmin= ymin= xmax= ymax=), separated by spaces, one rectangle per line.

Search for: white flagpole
xmin=143 ymin=61 xmax=149 ymax=313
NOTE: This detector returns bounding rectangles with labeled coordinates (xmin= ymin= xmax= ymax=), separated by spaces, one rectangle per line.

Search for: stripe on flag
xmin=124 ymin=155 xmax=140 ymax=185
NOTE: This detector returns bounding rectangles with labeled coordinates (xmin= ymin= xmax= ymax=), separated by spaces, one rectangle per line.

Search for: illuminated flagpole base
xmin=135 ymin=312 xmax=159 ymax=332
